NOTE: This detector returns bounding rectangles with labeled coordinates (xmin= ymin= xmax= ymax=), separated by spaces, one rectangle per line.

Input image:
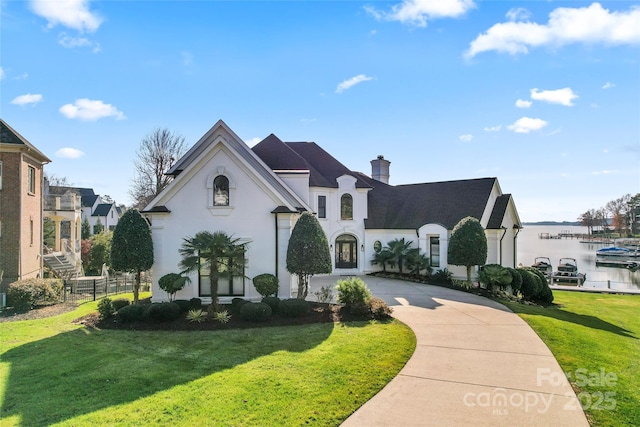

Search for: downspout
xmin=499 ymin=226 xmax=507 ymax=265
xmin=273 ymin=212 xmax=279 ymax=279
xmin=513 ymin=226 xmax=521 ymax=267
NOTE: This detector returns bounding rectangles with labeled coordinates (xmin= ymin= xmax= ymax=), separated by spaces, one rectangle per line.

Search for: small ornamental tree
xmin=110 ymin=209 xmax=154 ymax=303
xmin=447 ymin=216 xmax=487 ymax=286
xmin=286 ymin=212 xmax=332 ymax=300
xmin=158 ymin=273 xmax=188 ymax=301
xmin=179 ymin=231 xmax=246 ymax=312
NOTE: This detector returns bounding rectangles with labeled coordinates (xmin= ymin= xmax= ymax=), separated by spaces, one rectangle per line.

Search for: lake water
xmin=517 ymin=225 xmax=640 ymax=291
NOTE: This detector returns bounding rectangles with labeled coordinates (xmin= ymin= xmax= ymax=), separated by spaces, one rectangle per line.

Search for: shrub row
xmin=478 ymin=263 xmax=553 ymax=305
xmin=6 ymin=278 xmax=63 ymax=311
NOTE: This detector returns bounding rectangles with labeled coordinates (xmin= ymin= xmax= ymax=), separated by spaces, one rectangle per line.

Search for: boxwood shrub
xmin=261 ymin=296 xmax=280 ymax=313
xmin=147 ymin=302 xmax=181 ymax=322
xmin=116 ymin=304 xmax=145 ymax=323
xmin=112 ymin=298 xmax=130 ymax=311
xmin=189 ymin=298 xmax=202 ymax=309
xmin=279 ymin=298 xmax=310 ymax=318
xmin=173 ymin=299 xmax=191 ymax=312
xmin=240 ymin=302 xmax=272 ymax=322
xmin=252 ymin=273 xmax=279 ymax=297
xmin=231 ymin=298 xmax=250 ymax=314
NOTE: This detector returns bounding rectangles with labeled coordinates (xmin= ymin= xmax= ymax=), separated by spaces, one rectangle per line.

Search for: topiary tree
xmin=252 ymin=273 xmax=279 ymax=297
xmin=286 ymin=212 xmax=332 ymax=300
xmin=158 ymin=272 xmax=188 ymax=301
xmin=110 ymin=209 xmax=154 ymax=304
xmin=447 ymin=216 xmax=487 ymax=286
xmin=81 ymin=217 xmax=91 ymax=239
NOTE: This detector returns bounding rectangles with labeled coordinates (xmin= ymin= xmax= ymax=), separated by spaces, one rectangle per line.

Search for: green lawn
xmin=502 ymin=291 xmax=640 ymax=427
xmin=0 ymin=295 xmax=415 ymax=426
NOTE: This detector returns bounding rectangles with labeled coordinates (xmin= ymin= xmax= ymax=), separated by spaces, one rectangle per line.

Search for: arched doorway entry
xmin=335 ymin=234 xmax=357 ymax=269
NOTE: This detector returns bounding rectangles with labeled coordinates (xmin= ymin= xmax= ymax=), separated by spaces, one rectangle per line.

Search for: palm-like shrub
xmin=405 ymin=248 xmax=431 ymax=277
xmin=370 ymin=248 xmax=395 ymax=273
xmin=386 ymin=238 xmax=413 ymax=274
xmin=479 ymin=264 xmax=512 ymax=291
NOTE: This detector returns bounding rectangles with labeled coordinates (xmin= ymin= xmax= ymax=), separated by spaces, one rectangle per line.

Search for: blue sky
xmin=2 ymin=0 xmax=639 ymax=221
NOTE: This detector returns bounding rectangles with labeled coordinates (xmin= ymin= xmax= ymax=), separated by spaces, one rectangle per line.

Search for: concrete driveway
xmin=309 ymin=275 xmax=589 ymax=427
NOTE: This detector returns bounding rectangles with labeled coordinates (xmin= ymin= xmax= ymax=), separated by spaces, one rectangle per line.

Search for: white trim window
xmin=28 ymin=165 xmax=36 ymax=194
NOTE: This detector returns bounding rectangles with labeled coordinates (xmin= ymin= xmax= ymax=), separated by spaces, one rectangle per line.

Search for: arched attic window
xmin=341 ymin=194 xmax=353 ymax=220
xmin=213 ymin=175 xmax=229 ymax=206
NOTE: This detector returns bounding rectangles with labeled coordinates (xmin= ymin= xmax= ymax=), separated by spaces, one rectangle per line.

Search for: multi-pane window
xmin=340 ymin=194 xmax=353 ymax=220
xmin=318 ymin=195 xmax=326 ymax=218
xmin=430 ymin=236 xmax=440 ymax=268
xmin=198 ymin=253 xmax=245 ymax=297
xmin=213 ymin=175 xmax=229 ymax=206
xmin=28 ymin=166 xmax=36 ymax=194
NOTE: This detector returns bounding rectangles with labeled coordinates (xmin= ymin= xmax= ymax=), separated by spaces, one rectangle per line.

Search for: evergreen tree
xmin=81 ymin=217 xmax=91 ymax=239
xmin=111 ymin=210 xmax=154 ymax=303
xmin=93 ymin=218 xmax=104 ymax=235
xmin=286 ymin=212 xmax=332 ymax=299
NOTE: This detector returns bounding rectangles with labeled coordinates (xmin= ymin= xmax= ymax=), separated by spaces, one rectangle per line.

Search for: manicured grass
xmin=0 ymin=294 xmax=415 ymax=426
xmin=502 ymin=291 xmax=640 ymax=427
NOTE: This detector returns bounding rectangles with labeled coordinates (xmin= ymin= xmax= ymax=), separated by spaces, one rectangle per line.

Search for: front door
xmin=335 ymin=234 xmax=357 ymax=269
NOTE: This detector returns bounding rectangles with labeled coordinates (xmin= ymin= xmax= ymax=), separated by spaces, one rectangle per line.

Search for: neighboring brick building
xmin=0 ymin=119 xmax=52 ymax=290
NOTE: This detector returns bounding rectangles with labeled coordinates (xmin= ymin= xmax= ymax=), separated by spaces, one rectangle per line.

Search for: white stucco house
xmin=144 ymin=120 xmax=522 ymax=303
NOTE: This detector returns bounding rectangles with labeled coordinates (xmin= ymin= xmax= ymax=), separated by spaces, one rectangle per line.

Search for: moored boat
xmin=596 ymin=246 xmax=640 ymax=257
xmin=551 ymin=258 xmax=586 ymax=286
xmin=532 ymin=257 xmax=553 ymax=278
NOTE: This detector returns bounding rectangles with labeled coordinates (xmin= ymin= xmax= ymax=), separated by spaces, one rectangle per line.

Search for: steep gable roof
xmin=486 ymin=194 xmax=512 ymax=229
xmin=92 ymin=203 xmax=113 ymax=216
xmin=146 ymin=120 xmax=311 ymax=213
xmin=0 ymin=119 xmax=51 ymax=163
xmin=82 ymin=194 xmax=99 ymax=208
xmin=252 ymin=136 xmax=370 ymax=188
xmin=360 ymin=174 xmax=498 ymax=230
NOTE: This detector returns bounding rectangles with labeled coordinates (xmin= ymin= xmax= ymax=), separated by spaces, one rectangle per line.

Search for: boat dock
xmin=538 ymin=231 xmax=591 ymax=240
xmin=596 ymin=258 xmax=640 ymax=270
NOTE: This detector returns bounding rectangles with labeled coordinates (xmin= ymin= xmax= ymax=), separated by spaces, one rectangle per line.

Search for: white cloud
xmin=0 ymin=67 xmax=4 ymax=80
xmin=602 ymin=82 xmax=615 ymax=89
xmin=465 ymin=3 xmax=640 ymax=58
xmin=515 ymin=99 xmax=532 ymax=108
xmin=459 ymin=134 xmax=473 ymax=142
xmin=506 ymin=7 xmax=531 ymax=22
xmin=55 ymin=147 xmax=85 ymax=159
xmin=11 ymin=93 xmax=43 ymax=106
xmin=592 ymin=169 xmax=619 ymax=175
xmin=508 ymin=117 xmax=548 ymax=133
xmin=59 ymin=98 xmax=125 ymax=121
xmin=30 ymin=0 xmax=103 ymax=32
xmin=365 ymin=0 xmax=475 ymax=27
xmin=15 ymin=72 xmax=29 ymax=80
xmin=530 ymin=87 xmax=578 ymax=106
xmin=484 ymin=125 xmax=502 ymax=132
xmin=336 ymin=74 xmax=374 ymax=94
xmin=58 ymin=33 xmax=99 ymax=52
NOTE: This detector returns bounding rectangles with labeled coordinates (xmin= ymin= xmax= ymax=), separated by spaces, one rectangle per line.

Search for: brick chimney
xmin=370 ymin=155 xmax=390 ymax=184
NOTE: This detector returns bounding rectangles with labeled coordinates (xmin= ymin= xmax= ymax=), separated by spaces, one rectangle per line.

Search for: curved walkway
xmin=309 ymin=275 xmax=589 ymax=427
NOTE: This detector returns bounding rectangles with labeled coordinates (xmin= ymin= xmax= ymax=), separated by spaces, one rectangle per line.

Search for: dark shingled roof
xmin=0 ymin=119 xmax=51 ymax=163
xmin=252 ymin=135 xmax=370 ymax=189
xmin=92 ymin=203 xmax=114 ymax=216
xmin=82 ymin=194 xmax=99 ymax=208
xmin=142 ymin=205 xmax=170 ymax=213
xmin=357 ymin=173 xmax=498 ymax=230
xmin=486 ymin=194 xmax=512 ymax=229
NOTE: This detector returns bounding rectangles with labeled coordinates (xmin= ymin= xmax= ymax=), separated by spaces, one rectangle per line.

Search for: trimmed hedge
xmin=173 ymin=299 xmax=191 ymax=312
xmin=279 ymin=298 xmax=310 ymax=318
xmin=112 ymin=299 xmax=130 ymax=311
xmin=116 ymin=304 xmax=146 ymax=323
xmin=240 ymin=302 xmax=273 ymax=322
xmin=262 ymin=296 xmax=280 ymax=313
xmin=6 ymin=278 xmax=63 ymax=311
xmin=147 ymin=302 xmax=181 ymax=322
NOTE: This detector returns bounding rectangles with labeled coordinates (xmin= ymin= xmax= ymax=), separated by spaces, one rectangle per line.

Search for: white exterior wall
xmin=364 ymin=229 xmax=418 ymax=273
xmin=148 ymin=144 xmax=296 ymax=303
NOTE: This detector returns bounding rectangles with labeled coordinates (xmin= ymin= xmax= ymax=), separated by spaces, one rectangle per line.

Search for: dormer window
xmin=213 ymin=176 xmax=229 ymax=206
xmin=341 ymin=194 xmax=353 ymax=220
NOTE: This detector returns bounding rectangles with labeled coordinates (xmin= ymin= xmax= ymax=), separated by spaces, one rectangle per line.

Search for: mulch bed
xmin=0 ymin=303 xmax=79 ymax=322
xmin=75 ymin=302 xmax=365 ymax=331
